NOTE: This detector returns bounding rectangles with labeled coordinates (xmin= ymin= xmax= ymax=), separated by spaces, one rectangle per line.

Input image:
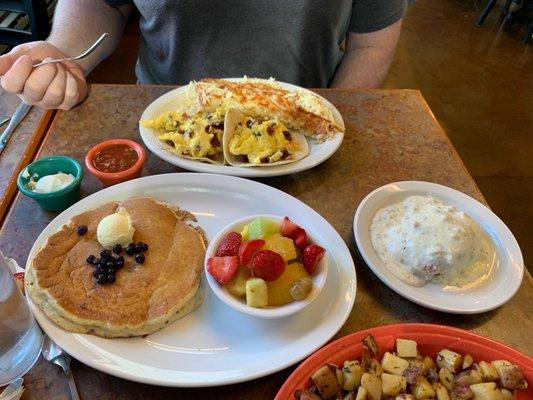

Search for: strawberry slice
xmin=302 ymin=244 xmax=326 ymax=275
xmin=239 ymin=239 xmax=265 ymax=266
xmin=207 ymin=256 xmax=239 ymax=284
xmin=280 ymin=216 xmax=300 ymax=238
xmin=216 ymin=231 xmax=242 ymax=257
xmin=252 ymin=250 xmax=286 ymax=281
xmin=293 ymin=228 xmax=309 ymax=249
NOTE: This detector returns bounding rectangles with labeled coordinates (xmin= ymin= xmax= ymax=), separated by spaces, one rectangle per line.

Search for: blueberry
xmin=106 ymin=261 xmax=114 ymax=269
xmin=117 ymin=255 xmax=125 ymax=263
xmin=107 ymin=274 xmax=116 ymax=283
xmin=86 ymin=255 xmax=96 ymax=264
xmin=125 ymin=244 xmax=135 ymax=255
xmin=112 ymin=244 xmax=122 ymax=254
xmin=135 ymin=253 xmax=145 ymax=264
xmin=96 ymin=274 xmax=107 ymax=284
xmin=100 ymin=249 xmax=111 ymax=258
xmin=115 ymin=260 xmax=124 ymax=269
xmin=106 ymin=268 xmax=115 ymax=275
xmin=77 ymin=225 xmax=88 ymax=235
xmin=139 ymin=242 xmax=148 ymax=252
xmin=92 ymin=269 xmax=101 ymax=277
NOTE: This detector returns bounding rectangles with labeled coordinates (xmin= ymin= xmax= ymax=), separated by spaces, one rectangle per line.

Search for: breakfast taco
xmin=141 ymin=110 xmax=225 ymax=164
xmin=223 ymin=108 xmax=309 ymax=167
xmin=187 ymin=77 xmax=345 ymax=142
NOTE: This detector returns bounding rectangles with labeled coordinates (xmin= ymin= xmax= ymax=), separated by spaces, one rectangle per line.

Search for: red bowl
xmin=275 ymin=323 xmax=533 ymax=400
xmin=85 ymin=139 xmax=146 ymax=186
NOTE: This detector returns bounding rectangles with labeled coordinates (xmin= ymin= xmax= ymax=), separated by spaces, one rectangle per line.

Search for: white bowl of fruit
xmin=205 ymin=215 xmax=328 ymax=318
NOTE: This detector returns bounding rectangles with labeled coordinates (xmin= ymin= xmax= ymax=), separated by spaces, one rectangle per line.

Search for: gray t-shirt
xmin=105 ymin=0 xmax=405 ymax=87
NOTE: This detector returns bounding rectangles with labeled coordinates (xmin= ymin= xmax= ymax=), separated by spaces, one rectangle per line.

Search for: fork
xmin=32 ymin=32 xmax=108 ymax=68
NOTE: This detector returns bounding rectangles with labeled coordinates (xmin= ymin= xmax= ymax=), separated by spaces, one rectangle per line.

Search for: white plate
xmin=353 ymin=181 xmax=524 ymax=314
xmin=27 ymin=173 xmax=356 ymax=387
xmin=139 ymin=79 xmax=345 ymax=177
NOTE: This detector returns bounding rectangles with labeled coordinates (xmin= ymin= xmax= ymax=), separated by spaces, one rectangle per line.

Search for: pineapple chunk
xmin=412 ymin=376 xmax=436 ymax=399
xmin=396 ymin=339 xmax=418 ymax=358
xmin=245 ymin=278 xmax=268 ymax=307
xmin=469 ymin=382 xmax=505 ymax=400
xmin=436 ymin=349 xmax=462 ymax=373
xmin=380 ymin=352 xmax=410 ymax=376
xmin=225 ymin=267 xmax=250 ymax=297
xmin=478 ymin=361 xmax=499 ymax=381
xmin=342 ymin=360 xmax=363 ymax=391
xmin=381 ymin=373 xmax=407 ymax=397
xmin=266 ymin=262 xmax=309 ymax=306
xmin=361 ymin=373 xmax=382 ymax=400
xmin=263 ymin=233 xmax=297 ymax=261
xmin=241 ymin=224 xmax=249 ymax=241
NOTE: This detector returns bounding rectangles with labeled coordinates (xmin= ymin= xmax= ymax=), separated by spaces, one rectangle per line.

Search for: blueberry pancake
xmin=25 ymin=197 xmax=206 ymax=338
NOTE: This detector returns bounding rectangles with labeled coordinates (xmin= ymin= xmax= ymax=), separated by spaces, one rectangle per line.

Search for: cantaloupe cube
xmin=266 ymin=262 xmax=309 ymax=306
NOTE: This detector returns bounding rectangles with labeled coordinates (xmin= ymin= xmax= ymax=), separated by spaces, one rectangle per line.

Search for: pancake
xmin=25 ymin=197 xmax=206 ymax=338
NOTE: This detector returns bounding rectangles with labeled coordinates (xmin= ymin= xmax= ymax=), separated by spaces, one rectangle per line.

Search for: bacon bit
xmin=283 ymin=131 xmax=292 ymax=141
xmin=210 ymin=135 xmax=221 ymax=147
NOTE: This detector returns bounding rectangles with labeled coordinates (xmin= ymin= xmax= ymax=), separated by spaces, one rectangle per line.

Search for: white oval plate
xmin=139 ymin=79 xmax=345 ymax=177
xmin=353 ymin=181 xmax=523 ymax=314
xmin=26 ymin=173 xmax=356 ymax=387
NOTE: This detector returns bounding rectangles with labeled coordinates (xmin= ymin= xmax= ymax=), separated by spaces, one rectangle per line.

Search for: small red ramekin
xmin=85 ymin=139 xmax=146 ymax=187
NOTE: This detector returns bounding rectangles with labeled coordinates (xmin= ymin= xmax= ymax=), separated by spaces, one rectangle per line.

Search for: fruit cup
xmin=205 ymin=214 xmax=328 ymax=319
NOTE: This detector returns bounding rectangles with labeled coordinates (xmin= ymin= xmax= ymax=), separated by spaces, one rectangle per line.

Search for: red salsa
xmin=93 ymin=144 xmax=139 ymax=173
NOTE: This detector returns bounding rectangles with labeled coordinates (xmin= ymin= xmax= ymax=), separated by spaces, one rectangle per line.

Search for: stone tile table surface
xmin=0 ymin=91 xmax=51 ymax=223
xmin=0 ymin=85 xmax=531 ymax=399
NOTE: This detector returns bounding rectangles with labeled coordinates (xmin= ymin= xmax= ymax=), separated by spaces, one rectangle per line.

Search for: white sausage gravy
xmin=370 ymin=195 xmax=494 ymax=287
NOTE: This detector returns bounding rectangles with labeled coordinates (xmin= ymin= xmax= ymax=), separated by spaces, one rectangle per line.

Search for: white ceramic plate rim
xmin=204 ymin=214 xmax=328 ymax=319
xmin=138 ymin=78 xmax=345 ymax=177
xmin=353 ymin=181 xmax=524 ymax=314
xmin=26 ymin=173 xmax=356 ymax=387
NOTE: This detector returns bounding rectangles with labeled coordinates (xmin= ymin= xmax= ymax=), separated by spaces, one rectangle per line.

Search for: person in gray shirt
xmin=0 ymin=0 xmax=405 ymax=110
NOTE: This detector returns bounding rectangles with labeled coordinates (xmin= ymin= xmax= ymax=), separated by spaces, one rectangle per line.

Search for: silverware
xmin=42 ymin=335 xmax=80 ymax=400
xmin=32 ymin=33 xmax=108 ymax=68
xmin=0 ymin=102 xmax=31 ymax=155
xmin=0 ymin=378 xmax=23 ymax=400
xmin=0 ymin=116 xmax=10 ymax=127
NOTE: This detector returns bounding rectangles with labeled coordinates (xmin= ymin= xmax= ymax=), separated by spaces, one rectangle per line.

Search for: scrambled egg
xmin=142 ymin=111 xmax=224 ymax=159
xmin=229 ymin=117 xmax=295 ymax=164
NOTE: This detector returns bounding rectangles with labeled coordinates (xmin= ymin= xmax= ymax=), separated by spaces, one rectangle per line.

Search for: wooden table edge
xmin=0 ymin=109 xmax=56 ymax=225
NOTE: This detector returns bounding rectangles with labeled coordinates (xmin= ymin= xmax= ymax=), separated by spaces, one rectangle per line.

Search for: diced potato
xmin=439 ymin=368 xmax=455 ymax=391
xmin=454 ymin=370 xmax=482 ymax=386
xmin=225 ymin=266 xmax=250 ymax=297
xmin=462 ymin=354 xmax=473 ymax=370
xmin=395 ymin=396 xmax=416 ymax=400
xmin=381 ymin=352 xmax=410 ymax=376
xmin=381 ymin=373 xmax=407 ymax=397
xmin=478 ymin=361 xmax=499 ymax=381
xmin=412 ymin=376 xmax=436 ymax=399
xmin=497 ymin=365 xmax=528 ymax=390
xmin=408 ymin=360 xmax=428 ymax=375
xmin=450 ymin=386 xmax=474 ymax=400
xmin=436 ymin=349 xmax=462 ymax=373
xmin=328 ymin=363 xmax=344 ymax=387
xmin=363 ymin=334 xmax=379 ymax=357
xmin=469 ymin=382 xmax=504 ymax=400
xmin=266 ymin=262 xmax=309 ymax=306
xmin=422 ymin=356 xmax=435 ymax=371
xmin=342 ymin=360 xmax=363 ymax=391
xmin=396 ymin=339 xmax=418 ymax=358
xmin=361 ymin=372 xmax=382 ymax=400
xmin=369 ymin=359 xmax=383 ymax=377
xmin=499 ymin=388 xmax=514 ymax=400
xmin=263 ymin=233 xmax=297 ymax=261
xmin=311 ymin=365 xmax=341 ymax=400
xmin=355 ymin=386 xmax=368 ymax=400
xmin=344 ymin=393 xmax=357 ymax=400
xmin=300 ymin=391 xmax=323 ymax=400
xmin=436 ymin=383 xmax=451 ymax=400
xmin=245 ymin=278 xmax=268 ymax=307
xmin=491 ymin=360 xmax=512 ymax=375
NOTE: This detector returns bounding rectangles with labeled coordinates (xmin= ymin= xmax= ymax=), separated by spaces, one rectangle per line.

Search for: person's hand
xmin=0 ymin=41 xmax=87 ymax=110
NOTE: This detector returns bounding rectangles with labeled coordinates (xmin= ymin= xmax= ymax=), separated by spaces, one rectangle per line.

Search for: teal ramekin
xmin=17 ymin=156 xmax=84 ymax=212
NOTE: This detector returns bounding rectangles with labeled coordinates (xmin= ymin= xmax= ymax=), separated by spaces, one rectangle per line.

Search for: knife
xmin=0 ymin=102 xmax=32 ymax=155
